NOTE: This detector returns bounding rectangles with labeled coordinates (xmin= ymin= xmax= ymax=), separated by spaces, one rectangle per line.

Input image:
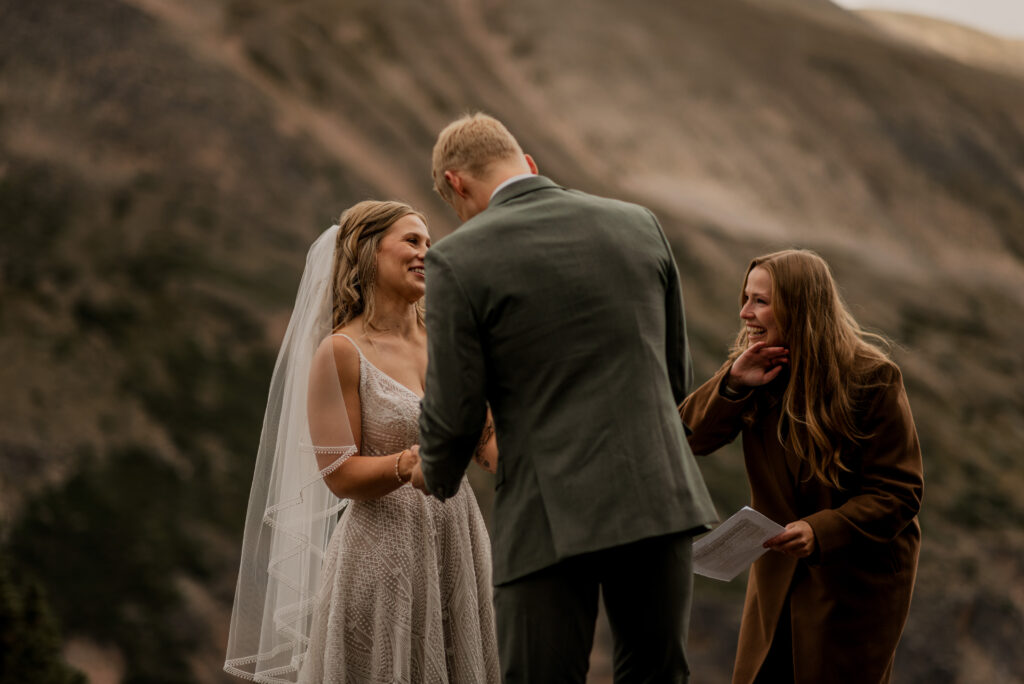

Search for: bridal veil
xmin=224 ymin=225 xmax=356 ymax=682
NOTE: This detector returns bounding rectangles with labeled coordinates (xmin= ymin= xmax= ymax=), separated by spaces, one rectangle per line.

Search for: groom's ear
xmin=444 ymin=170 xmax=469 ymax=199
xmin=525 ymin=153 xmax=538 ymax=175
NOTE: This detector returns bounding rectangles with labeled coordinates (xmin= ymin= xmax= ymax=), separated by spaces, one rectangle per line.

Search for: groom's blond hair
xmin=432 ymin=113 xmax=524 ymax=202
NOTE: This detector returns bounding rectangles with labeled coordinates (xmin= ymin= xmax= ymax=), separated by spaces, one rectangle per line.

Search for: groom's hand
xmin=408 ymin=446 xmax=429 ymax=494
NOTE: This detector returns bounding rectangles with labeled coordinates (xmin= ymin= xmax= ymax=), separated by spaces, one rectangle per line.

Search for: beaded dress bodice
xmin=350 ymin=340 xmax=422 ymax=459
xmin=298 ymin=335 xmax=499 ymax=684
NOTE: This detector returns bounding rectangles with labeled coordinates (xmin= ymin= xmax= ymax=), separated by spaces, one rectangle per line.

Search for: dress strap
xmin=330 ymin=333 xmax=365 ymax=360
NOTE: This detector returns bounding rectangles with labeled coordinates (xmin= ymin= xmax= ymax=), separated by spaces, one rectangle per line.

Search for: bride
xmin=224 ymin=200 xmax=500 ymax=683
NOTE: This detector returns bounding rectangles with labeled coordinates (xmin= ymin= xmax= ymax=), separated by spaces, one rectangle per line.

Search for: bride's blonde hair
xmin=728 ymin=249 xmax=892 ymax=488
xmin=331 ymin=200 xmax=426 ymax=330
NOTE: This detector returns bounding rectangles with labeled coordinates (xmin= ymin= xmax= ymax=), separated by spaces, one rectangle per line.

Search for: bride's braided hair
xmin=331 ymin=200 xmax=426 ymax=330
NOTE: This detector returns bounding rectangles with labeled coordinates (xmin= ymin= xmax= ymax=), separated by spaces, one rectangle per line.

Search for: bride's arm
xmin=472 ymin=409 xmax=498 ymax=474
xmin=309 ymin=335 xmax=419 ymax=500
xmin=321 ymin=449 xmax=419 ymax=501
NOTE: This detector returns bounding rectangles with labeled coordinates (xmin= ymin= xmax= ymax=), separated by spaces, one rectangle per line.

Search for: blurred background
xmin=1 ymin=0 xmax=1022 ymax=682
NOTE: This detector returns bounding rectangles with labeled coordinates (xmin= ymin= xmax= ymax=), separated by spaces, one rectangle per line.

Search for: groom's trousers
xmin=492 ymin=530 xmax=694 ymax=684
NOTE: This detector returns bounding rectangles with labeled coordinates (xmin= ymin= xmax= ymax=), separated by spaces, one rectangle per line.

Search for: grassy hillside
xmin=1 ymin=0 xmax=1022 ymax=681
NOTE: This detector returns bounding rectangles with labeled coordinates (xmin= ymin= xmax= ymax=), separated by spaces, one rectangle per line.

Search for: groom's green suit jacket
xmin=419 ymin=175 xmax=717 ymax=585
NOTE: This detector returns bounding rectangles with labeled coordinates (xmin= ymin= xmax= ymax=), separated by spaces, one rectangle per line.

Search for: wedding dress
xmin=224 ymin=225 xmax=498 ymax=684
xmin=299 ymin=336 xmax=499 ymax=683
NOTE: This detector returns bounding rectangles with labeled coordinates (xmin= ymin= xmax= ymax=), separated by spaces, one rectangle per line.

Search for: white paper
xmin=692 ymin=506 xmax=785 ymax=581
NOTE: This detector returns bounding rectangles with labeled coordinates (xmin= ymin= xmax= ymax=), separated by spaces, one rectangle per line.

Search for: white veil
xmin=224 ymin=225 xmax=357 ymax=682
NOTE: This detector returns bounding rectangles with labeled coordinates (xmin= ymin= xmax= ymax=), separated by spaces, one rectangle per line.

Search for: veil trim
xmin=224 ymin=225 xmax=361 ymax=682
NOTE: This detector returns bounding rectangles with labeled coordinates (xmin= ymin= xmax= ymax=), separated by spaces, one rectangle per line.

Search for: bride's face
xmin=375 ymin=214 xmax=431 ymax=302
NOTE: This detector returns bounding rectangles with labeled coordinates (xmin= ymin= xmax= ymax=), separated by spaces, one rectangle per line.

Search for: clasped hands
xmin=398 ymin=445 xmax=428 ymax=493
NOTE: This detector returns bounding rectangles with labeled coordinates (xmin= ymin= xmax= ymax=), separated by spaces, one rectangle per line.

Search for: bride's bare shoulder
xmin=330 ymin=327 xmax=364 ymax=382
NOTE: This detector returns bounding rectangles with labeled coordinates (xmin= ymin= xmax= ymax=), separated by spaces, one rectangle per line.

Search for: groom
xmin=412 ymin=113 xmax=716 ymax=682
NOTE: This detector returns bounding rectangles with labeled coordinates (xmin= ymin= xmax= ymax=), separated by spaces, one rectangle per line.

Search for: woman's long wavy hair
xmin=728 ymin=249 xmax=892 ymax=488
xmin=330 ymin=200 xmax=426 ymax=331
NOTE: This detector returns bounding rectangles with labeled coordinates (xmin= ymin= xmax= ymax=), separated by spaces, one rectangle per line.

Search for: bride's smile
xmin=375 ymin=214 xmax=431 ymax=299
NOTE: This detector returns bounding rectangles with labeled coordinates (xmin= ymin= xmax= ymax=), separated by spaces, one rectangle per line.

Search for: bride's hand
xmin=397 ymin=446 xmax=420 ymax=481
xmin=727 ymin=341 xmax=789 ymax=390
xmin=406 ymin=446 xmax=428 ymax=493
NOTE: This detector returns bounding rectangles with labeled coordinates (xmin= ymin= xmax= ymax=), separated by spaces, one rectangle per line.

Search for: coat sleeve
xmin=802 ymin=369 xmax=923 ymax=561
xmin=418 ymin=248 xmax=487 ymax=501
xmin=678 ymin=363 xmax=753 ymax=455
xmin=651 ymin=210 xmax=693 ymax=404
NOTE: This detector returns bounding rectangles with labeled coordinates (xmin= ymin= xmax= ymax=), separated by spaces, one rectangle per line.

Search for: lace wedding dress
xmin=299 ymin=335 xmax=500 ymax=683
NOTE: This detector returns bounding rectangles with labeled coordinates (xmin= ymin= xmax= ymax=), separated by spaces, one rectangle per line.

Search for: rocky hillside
xmin=859 ymin=9 xmax=1024 ymax=77
xmin=1 ymin=0 xmax=1022 ymax=681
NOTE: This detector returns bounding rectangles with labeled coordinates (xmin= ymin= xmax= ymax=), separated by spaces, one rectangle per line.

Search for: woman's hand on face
xmin=764 ymin=520 xmax=816 ymax=558
xmin=727 ymin=341 xmax=789 ymax=389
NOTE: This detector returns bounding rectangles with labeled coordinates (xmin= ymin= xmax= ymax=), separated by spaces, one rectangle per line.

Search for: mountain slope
xmin=1 ymin=0 xmax=1022 ymax=681
xmin=858 ymin=9 xmax=1024 ymax=77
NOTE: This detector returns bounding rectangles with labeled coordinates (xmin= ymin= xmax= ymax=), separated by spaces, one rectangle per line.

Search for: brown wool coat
xmin=680 ymin=361 xmax=923 ymax=684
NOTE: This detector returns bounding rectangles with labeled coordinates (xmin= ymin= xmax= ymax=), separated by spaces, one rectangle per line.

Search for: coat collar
xmin=489 ymin=175 xmax=561 ymax=207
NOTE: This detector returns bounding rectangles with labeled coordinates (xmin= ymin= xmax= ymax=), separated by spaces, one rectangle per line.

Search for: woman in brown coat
xmin=680 ymin=249 xmax=923 ymax=684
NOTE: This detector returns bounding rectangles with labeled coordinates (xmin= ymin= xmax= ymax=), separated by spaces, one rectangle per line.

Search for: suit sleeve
xmin=418 ymin=249 xmax=488 ymax=501
xmin=802 ymin=369 xmax=924 ymax=561
xmin=651 ymin=209 xmax=693 ymax=405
